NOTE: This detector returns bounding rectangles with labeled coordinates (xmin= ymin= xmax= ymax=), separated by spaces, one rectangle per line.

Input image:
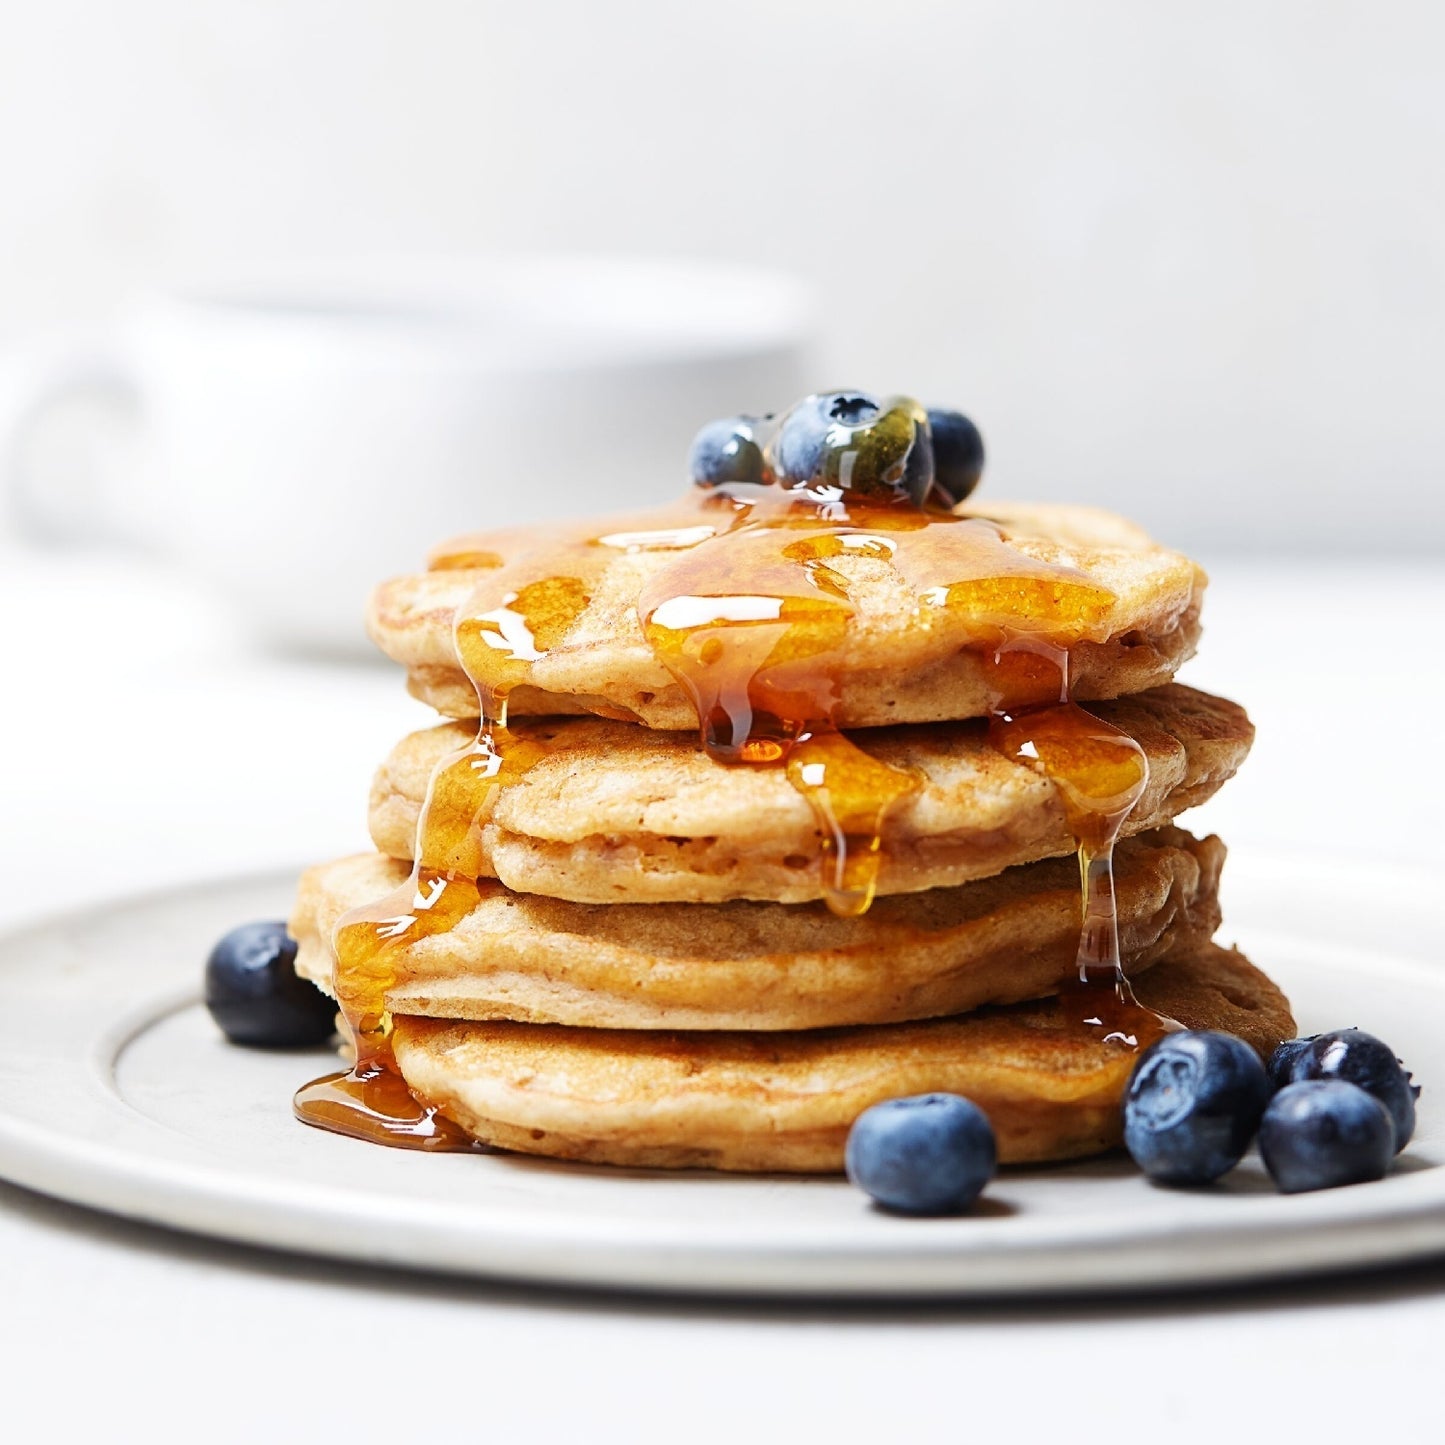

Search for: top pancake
xmin=370 ymin=499 xmax=1205 ymax=728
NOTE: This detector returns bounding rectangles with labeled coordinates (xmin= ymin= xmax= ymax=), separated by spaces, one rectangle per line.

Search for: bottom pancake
xmin=392 ymin=942 xmax=1294 ymax=1172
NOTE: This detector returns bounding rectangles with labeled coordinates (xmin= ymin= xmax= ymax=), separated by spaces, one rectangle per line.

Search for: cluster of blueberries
xmin=846 ymin=1026 xmax=1420 ymax=1215
xmin=689 ymin=390 xmax=985 ymax=508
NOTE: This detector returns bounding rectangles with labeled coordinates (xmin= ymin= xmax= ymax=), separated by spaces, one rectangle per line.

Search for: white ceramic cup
xmin=1 ymin=256 xmax=811 ymax=654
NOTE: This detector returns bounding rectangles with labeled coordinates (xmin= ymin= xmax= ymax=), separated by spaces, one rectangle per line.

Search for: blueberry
xmin=1123 ymin=1030 xmax=1270 ymax=1185
xmin=1267 ymin=1036 xmax=1315 ymax=1091
xmin=771 ymin=391 xmax=933 ymax=503
xmin=845 ymin=1093 xmax=996 ymax=1215
xmin=688 ymin=415 xmax=768 ymax=489
xmin=772 ymin=391 xmax=875 ymax=488
xmin=1288 ymin=1028 xmax=1419 ymax=1153
xmin=1259 ymin=1081 xmax=1395 ymax=1193
xmin=900 ymin=413 xmax=936 ymax=506
xmin=926 ymin=408 xmax=985 ymax=505
xmin=205 ymin=920 xmax=336 ymax=1048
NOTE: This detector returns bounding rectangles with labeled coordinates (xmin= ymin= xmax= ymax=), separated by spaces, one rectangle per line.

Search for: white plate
xmin=0 ymin=852 xmax=1440 ymax=1298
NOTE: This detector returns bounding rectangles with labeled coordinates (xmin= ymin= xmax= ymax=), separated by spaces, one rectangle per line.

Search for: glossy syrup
xmin=984 ymin=646 xmax=1174 ymax=1048
xmin=291 ymin=864 xmax=480 ymax=1149
xmin=638 ymin=505 xmax=919 ymax=915
xmin=294 ymin=505 xmax=720 ymax=1147
xmin=297 ymin=484 xmax=1173 ymax=1146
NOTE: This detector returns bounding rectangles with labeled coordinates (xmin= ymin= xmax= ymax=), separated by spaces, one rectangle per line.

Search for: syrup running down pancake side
xmin=296 ymin=484 xmax=1176 ymax=1149
xmin=296 ymin=505 xmax=724 ymax=1148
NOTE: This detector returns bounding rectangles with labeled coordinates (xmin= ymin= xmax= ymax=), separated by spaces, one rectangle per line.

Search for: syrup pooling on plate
xmin=292 ymin=862 xmax=481 ymax=1149
xmin=292 ymin=615 xmax=557 ymax=1150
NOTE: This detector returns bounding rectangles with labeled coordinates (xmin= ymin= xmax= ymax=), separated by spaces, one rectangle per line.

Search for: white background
xmin=2 ymin=5 xmax=1445 ymax=1440
xmin=2 ymin=0 xmax=1444 ymax=553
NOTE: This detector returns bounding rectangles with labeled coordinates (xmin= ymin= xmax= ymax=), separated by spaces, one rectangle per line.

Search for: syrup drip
xmin=295 ymin=509 xmax=715 ymax=1146
xmin=785 ymin=731 xmax=918 ymax=916
xmin=636 ymin=496 xmax=1133 ymax=916
xmin=292 ymin=865 xmax=481 ymax=1149
xmin=293 ymin=719 xmax=578 ymax=1147
xmin=985 ymin=645 xmax=1175 ymax=1049
xmin=298 ymin=477 xmax=1176 ymax=1145
xmin=638 ymin=509 xmax=924 ymax=915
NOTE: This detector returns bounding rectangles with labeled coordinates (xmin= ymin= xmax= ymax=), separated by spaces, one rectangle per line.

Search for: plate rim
xmin=1 ymin=849 xmax=1442 ymax=1298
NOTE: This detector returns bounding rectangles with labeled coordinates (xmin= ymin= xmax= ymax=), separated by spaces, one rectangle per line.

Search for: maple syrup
xmin=294 ymin=865 xmax=482 ymax=1148
xmin=298 ymin=406 xmax=1174 ymax=1147
xmin=986 ymin=655 xmax=1174 ymax=1049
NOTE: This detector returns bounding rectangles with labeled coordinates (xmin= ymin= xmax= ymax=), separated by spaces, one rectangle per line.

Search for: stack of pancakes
xmin=291 ymin=498 xmax=1293 ymax=1170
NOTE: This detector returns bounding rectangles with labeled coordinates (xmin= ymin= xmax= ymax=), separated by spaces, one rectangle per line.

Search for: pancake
xmin=391 ymin=942 xmax=1294 ymax=1171
xmin=291 ymin=828 xmax=1223 ymax=1032
xmin=371 ymin=500 xmax=1205 ymax=728
xmin=366 ymin=683 xmax=1250 ymax=905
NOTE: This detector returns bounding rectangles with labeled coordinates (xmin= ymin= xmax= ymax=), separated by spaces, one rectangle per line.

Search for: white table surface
xmin=1 ymin=543 xmax=1442 ymax=1443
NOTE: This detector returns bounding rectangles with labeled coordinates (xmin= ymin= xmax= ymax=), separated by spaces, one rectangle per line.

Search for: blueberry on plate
xmin=688 ymin=415 xmax=768 ymax=489
xmin=925 ymin=408 xmax=985 ymax=506
xmin=771 ymin=391 xmax=932 ymax=503
xmin=845 ymin=1093 xmax=996 ymax=1215
xmin=1259 ymin=1080 xmax=1395 ymax=1193
xmin=205 ymin=920 xmax=336 ymax=1048
xmin=1267 ymin=1036 xmax=1316 ymax=1090
xmin=1286 ymin=1028 xmax=1419 ymax=1153
xmin=1123 ymin=1029 xmax=1270 ymax=1185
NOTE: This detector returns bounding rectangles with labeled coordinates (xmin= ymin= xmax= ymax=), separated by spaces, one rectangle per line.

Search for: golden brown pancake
xmin=391 ymin=942 xmax=1294 ymax=1171
xmin=371 ymin=500 xmax=1205 ymax=727
xmin=366 ymin=683 xmax=1250 ymax=905
xmin=291 ymin=828 xmax=1223 ymax=1031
